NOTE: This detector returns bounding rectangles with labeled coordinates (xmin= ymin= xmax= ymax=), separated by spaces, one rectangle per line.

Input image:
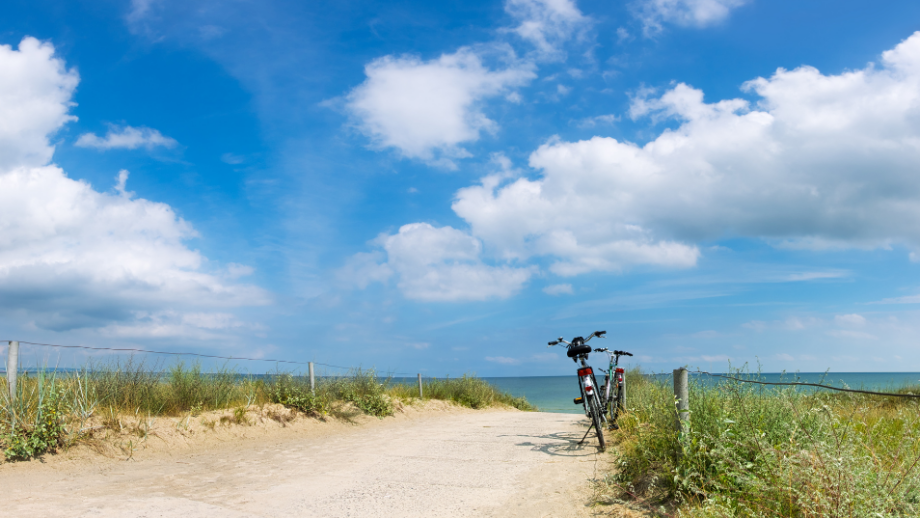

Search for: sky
xmin=2 ymin=0 xmax=920 ymax=376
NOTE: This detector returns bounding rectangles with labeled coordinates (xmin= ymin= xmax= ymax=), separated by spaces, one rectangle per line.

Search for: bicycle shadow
xmin=499 ymin=423 xmax=602 ymax=458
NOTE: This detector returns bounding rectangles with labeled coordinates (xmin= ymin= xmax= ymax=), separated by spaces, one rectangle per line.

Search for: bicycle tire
xmin=590 ymin=394 xmax=606 ymax=451
xmin=611 ymin=377 xmax=626 ymax=426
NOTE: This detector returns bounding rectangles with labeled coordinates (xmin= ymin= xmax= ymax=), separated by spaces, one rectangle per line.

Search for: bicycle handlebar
xmin=593 ymin=348 xmax=633 ymax=357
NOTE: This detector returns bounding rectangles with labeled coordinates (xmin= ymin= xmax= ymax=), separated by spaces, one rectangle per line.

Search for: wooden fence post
xmin=673 ymin=367 xmax=689 ymax=434
xmin=309 ymin=362 xmax=315 ymax=396
xmin=7 ymin=340 xmax=19 ymax=404
xmin=417 ymin=373 xmax=423 ymax=399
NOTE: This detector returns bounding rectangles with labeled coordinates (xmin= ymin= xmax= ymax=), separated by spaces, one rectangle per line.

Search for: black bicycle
xmin=592 ymin=348 xmax=632 ymax=430
xmin=548 ymin=330 xmax=608 ymax=451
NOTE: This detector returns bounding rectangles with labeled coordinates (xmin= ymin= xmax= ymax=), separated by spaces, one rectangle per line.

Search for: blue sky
xmin=2 ymin=0 xmax=920 ymax=375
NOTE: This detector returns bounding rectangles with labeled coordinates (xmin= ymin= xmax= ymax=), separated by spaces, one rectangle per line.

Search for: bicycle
xmin=547 ymin=330 xmax=608 ymax=451
xmin=592 ymin=348 xmax=632 ymax=430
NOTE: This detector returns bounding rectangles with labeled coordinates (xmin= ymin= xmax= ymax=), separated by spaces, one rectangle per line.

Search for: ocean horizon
xmin=483 ymin=372 xmax=920 ymax=414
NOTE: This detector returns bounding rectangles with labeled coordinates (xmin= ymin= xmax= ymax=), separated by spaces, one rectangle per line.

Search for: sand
xmin=0 ymin=403 xmax=625 ymax=517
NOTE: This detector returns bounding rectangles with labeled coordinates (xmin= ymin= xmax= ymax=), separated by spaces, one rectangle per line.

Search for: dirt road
xmin=0 ymin=410 xmax=610 ymax=517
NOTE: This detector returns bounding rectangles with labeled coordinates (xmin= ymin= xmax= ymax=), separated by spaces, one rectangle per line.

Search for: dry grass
xmin=1 ymin=362 xmax=532 ymax=462
xmin=600 ymin=368 xmax=920 ymax=517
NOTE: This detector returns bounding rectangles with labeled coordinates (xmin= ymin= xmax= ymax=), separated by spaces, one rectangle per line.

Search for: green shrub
xmin=607 ymin=368 xmax=920 ymax=518
xmin=0 ymin=362 xmax=530 ymax=462
xmin=421 ymin=375 xmax=536 ymax=411
xmin=265 ymin=373 xmax=330 ymax=417
xmin=2 ymin=372 xmax=66 ymax=461
xmin=324 ymin=370 xmax=394 ymax=417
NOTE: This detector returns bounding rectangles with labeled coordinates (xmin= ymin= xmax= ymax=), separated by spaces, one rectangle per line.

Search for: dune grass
xmin=0 ymin=361 xmax=533 ymax=462
xmin=602 ymin=367 xmax=920 ymax=517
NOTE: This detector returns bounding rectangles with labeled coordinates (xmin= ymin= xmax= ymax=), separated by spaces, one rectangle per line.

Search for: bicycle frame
xmin=594 ymin=347 xmax=632 ymax=429
xmin=547 ymin=331 xmax=608 ymax=450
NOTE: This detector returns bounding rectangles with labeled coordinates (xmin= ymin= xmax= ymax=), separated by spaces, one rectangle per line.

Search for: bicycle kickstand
xmin=578 ymin=421 xmax=595 ymax=445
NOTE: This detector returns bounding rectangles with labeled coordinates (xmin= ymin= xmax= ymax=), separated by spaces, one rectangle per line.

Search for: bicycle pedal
xmin=608 ymin=423 xmax=620 ymax=430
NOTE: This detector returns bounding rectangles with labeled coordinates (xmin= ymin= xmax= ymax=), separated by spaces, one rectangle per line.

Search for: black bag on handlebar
xmin=566 ymin=337 xmax=591 ymax=358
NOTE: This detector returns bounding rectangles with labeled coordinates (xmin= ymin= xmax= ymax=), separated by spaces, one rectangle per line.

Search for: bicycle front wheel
xmin=590 ymin=395 xmax=606 ymax=451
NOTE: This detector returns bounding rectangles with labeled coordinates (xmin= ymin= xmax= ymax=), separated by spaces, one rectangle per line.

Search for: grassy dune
xmin=602 ymin=368 xmax=920 ymax=517
xmin=0 ymin=360 xmax=534 ymax=461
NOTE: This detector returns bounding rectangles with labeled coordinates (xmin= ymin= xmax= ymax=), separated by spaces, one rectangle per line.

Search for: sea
xmin=482 ymin=372 xmax=920 ymax=414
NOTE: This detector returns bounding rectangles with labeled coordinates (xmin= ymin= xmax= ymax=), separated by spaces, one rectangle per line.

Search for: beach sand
xmin=0 ymin=403 xmax=624 ymax=517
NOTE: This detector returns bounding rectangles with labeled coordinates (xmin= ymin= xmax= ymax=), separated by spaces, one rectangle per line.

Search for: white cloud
xmin=221 ymin=153 xmax=245 ymax=165
xmin=691 ymin=330 xmax=721 ymax=338
xmin=633 ymin=0 xmax=748 ymax=34
xmin=342 ymin=0 xmax=592 ymax=166
xmin=345 ymin=48 xmax=535 ymax=167
xmin=775 ymin=353 xmax=795 ymax=362
xmin=543 ymin=283 xmax=574 ymax=295
xmin=826 ymin=330 xmax=878 ymax=340
xmin=0 ymin=37 xmax=268 ymax=335
xmin=784 ymin=271 xmax=848 ymax=282
xmin=835 ymin=314 xmax=866 ymax=327
xmin=486 ymin=356 xmax=522 ymax=365
xmin=127 ymin=0 xmax=157 ymax=24
xmin=872 ymin=294 xmax=920 ymax=304
xmin=448 ymin=32 xmax=920 ymax=275
xmin=342 ymin=223 xmax=534 ymax=301
xmin=453 ymin=167 xmax=701 ymax=275
xmin=99 ymin=311 xmax=257 ymax=340
xmin=337 ymin=251 xmax=393 ymax=289
xmin=76 ymin=125 xmax=178 ymax=150
xmin=504 ymin=0 xmax=591 ymax=59
xmin=578 ymin=113 xmax=620 ymax=128
xmin=0 ymin=37 xmax=78 ymax=171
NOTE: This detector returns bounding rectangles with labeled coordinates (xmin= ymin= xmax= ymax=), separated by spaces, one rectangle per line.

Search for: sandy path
xmin=0 ymin=411 xmax=610 ymax=517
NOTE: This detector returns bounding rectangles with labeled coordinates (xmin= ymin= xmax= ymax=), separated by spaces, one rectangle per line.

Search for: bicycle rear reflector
xmin=577 ymin=367 xmax=593 ymax=376
xmin=615 ymin=368 xmax=625 ymax=373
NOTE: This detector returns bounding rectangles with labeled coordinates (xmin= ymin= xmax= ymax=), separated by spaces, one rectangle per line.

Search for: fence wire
xmin=1 ymin=340 xmax=433 ymax=379
xmin=698 ymin=370 xmax=920 ymax=399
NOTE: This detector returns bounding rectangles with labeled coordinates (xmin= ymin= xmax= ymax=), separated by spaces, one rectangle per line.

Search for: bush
xmin=265 ymin=373 xmax=330 ymax=417
xmin=2 ymin=372 xmax=66 ymax=461
xmin=607 ymin=368 xmax=920 ymax=518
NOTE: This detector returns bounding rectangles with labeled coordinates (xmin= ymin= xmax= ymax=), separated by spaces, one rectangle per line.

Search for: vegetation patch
xmin=601 ymin=367 xmax=920 ymax=518
xmin=1 ymin=362 xmax=532 ymax=462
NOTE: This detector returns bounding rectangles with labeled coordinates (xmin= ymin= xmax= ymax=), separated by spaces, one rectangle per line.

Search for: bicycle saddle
xmin=566 ymin=337 xmax=592 ymax=357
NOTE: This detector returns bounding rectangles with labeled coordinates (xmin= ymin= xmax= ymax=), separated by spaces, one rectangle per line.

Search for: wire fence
xmin=697 ymin=370 xmax=920 ymax=399
xmin=0 ymin=339 xmax=430 ymax=379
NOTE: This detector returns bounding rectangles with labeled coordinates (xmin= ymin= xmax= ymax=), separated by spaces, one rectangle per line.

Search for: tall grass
xmin=606 ymin=368 xmax=920 ymax=517
xmin=389 ymin=375 xmax=536 ymax=411
xmin=1 ymin=361 xmax=532 ymax=462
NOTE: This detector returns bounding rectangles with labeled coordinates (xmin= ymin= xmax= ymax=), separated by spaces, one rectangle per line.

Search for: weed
xmin=606 ymin=367 xmax=920 ymax=517
xmin=1 ymin=362 xmax=533 ymax=462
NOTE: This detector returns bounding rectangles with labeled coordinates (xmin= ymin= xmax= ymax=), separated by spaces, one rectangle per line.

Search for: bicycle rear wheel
xmin=611 ymin=377 xmax=626 ymax=428
xmin=590 ymin=395 xmax=606 ymax=451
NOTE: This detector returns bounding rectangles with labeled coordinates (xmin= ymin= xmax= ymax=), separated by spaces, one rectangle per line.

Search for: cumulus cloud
xmin=99 ymin=311 xmax=258 ymax=340
xmin=543 ymin=283 xmax=574 ymax=295
xmin=485 ymin=356 xmax=522 ymax=365
xmin=835 ymin=314 xmax=866 ymax=327
xmin=0 ymin=37 xmax=268 ymax=336
xmin=0 ymin=37 xmax=78 ymax=171
xmin=76 ymin=125 xmax=178 ymax=150
xmin=826 ymin=329 xmax=878 ymax=340
xmin=341 ymin=223 xmax=534 ymax=301
xmin=342 ymin=0 xmax=592 ymax=166
xmin=633 ymin=0 xmax=748 ymax=34
xmin=447 ymin=32 xmax=920 ymax=275
xmin=872 ymin=294 xmax=920 ymax=304
xmin=504 ymin=0 xmax=591 ymax=59
xmin=345 ymin=48 xmax=535 ymax=167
